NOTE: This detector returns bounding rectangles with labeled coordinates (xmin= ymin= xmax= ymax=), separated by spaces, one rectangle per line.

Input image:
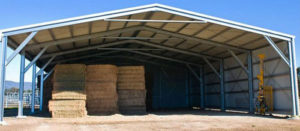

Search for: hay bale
xmin=49 ymin=64 xmax=87 ymax=118
xmin=53 ymin=82 xmax=85 ymax=91
xmin=49 ymin=100 xmax=87 ymax=118
xmin=85 ymin=64 xmax=119 ymax=115
xmin=52 ymin=91 xmax=86 ymax=100
xmin=51 ymin=110 xmax=87 ymax=118
xmin=86 ymin=65 xmax=118 ymax=82
xmin=53 ymin=64 xmax=86 ymax=82
xmin=48 ymin=100 xmax=86 ymax=110
xmin=117 ymin=66 xmax=147 ymax=114
xmin=117 ymin=82 xmax=145 ymax=90
xmin=118 ymin=90 xmax=146 ymax=99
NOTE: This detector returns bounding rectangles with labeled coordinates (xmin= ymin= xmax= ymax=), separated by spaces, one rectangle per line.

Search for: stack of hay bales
xmin=48 ymin=64 xmax=87 ymax=118
xmin=43 ymin=73 xmax=53 ymax=111
xmin=85 ymin=65 xmax=119 ymax=115
xmin=117 ymin=66 xmax=147 ymax=114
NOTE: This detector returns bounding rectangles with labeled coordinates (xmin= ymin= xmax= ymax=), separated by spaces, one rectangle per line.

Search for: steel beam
xmin=288 ymin=40 xmax=299 ymax=116
xmin=291 ymin=39 xmax=299 ymax=116
xmin=104 ymin=19 xmax=207 ymax=23
xmin=228 ymin=49 xmax=249 ymax=74
xmin=100 ymin=36 xmax=181 ymax=40
xmin=186 ymin=64 xmax=200 ymax=80
xmin=248 ymin=52 xmax=254 ymax=113
xmin=127 ymin=50 xmax=202 ymax=67
xmin=24 ymin=47 xmax=48 ymax=72
xmin=17 ymin=51 xmax=26 ymax=118
xmin=44 ymin=68 xmax=54 ymax=81
xmin=6 ymin=31 xmax=37 ymax=66
xmin=264 ymin=36 xmax=289 ymax=66
xmin=220 ymin=59 xmax=225 ymax=111
xmin=39 ymin=70 xmax=44 ymax=111
xmin=51 ymin=51 xmax=117 ymax=64
xmin=97 ymin=47 xmax=163 ymax=51
xmin=0 ymin=36 xmax=7 ymax=124
xmin=203 ymin=58 xmax=220 ymax=77
xmin=25 ymin=26 xmax=143 ymax=50
xmin=142 ymin=26 xmax=249 ymax=52
xmin=40 ymin=40 xmax=129 ymax=59
xmin=132 ymin=40 xmax=220 ymax=60
xmin=200 ymin=67 xmax=204 ymax=109
xmin=36 ymin=56 xmax=56 ymax=76
xmin=31 ymin=63 xmax=36 ymax=114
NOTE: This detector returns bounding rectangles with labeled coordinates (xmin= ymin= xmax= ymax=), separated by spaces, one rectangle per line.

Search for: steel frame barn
xmin=0 ymin=3 xmax=298 ymax=124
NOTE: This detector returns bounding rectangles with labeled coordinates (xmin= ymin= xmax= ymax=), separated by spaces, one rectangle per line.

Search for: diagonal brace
xmin=186 ymin=64 xmax=201 ymax=82
xmin=6 ymin=31 xmax=37 ymax=66
xmin=203 ymin=58 xmax=220 ymax=78
xmin=44 ymin=68 xmax=54 ymax=81
xmin=228 ymin=49 xmax=249 ymax=74
xmin=24 ymin=46 xmax=48 ymax=73
xmin=36 ymin=55 xmax=56 ymax=76
xmin=264 ymin=35 xmax=290 ymax=66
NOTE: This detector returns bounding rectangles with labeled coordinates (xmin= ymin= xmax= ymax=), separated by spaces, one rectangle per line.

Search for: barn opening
xmin=0 ymin=4 xmax=298 ymax=121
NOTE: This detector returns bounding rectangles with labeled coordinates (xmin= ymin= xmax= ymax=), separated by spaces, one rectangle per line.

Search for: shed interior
xmin=3 ymin=6 xmax=295 ymax=115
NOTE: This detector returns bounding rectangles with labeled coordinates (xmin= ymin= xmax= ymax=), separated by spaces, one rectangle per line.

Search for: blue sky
xmin=0 ymin=0 xmax=299 ymax=82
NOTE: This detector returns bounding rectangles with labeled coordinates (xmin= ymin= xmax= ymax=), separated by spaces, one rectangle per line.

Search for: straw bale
xmin=53 ymin=64 xmax=86 ymax=82
xmin=51 ymin=110 xmax=87 ymax=118
xmin=53 ymin=82 xmax=85 ymax=91
xmin=118 ymin=98 xmax=145 ymax=106
xmin=118 ymin=90 xmax=146 ymax=99
xmin=52 ymin=91 xmax=86 ymax=100
xmin=117 ymin=82 xmax=145 ymax=90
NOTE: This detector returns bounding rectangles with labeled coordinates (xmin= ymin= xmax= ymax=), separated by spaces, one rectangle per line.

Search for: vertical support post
xmin=220 ymin=59 xmax=225 ymax=111
xmin=31 ymin=64 xmax=36 ymax=114
xmin=39 ymin=70 xmax=44 ymax=111
xmin=248 ymin=52 xmax=254 ymax=113
xmin=0 ymin=36 xmax=7 ymax=123
xmin=200 ymin=67 xmax=204 ymax=109
xmin=291 ymin=39 xmax=299 ymax=116
xmin=159 ymin=69 xmax=162 ymax=109
xmin=288 ymin=40 xmax=299 ymax=116
xmin=17 ymin=51 xmax=25 ymax=118
xmin=186 ymin=70 xmax=189 ymax=107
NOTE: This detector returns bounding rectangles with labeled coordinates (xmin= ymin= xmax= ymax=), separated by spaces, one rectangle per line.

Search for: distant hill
xmin=5 ymin=80 xmax=32 ymax=90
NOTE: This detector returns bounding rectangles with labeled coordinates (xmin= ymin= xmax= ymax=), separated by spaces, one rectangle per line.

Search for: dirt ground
xmin=1 ymin=110 xmax=300 ymax=131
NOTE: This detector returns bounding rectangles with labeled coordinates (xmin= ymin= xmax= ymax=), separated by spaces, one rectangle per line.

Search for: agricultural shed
xmin=0 ymin=3 xmax=298 ymax=124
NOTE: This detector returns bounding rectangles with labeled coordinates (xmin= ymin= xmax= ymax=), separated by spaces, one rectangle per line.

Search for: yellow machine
xmin=256 ymin=54 xmax=273 ymax=115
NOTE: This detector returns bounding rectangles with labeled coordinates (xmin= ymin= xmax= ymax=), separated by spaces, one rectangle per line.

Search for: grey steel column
xmin=39 ymin=70 xmax=44 ymax=111
xmin=0 ymin=36 xmax=7 ymax=123
xmin=31 ymin=63 xmax=36 ymax=114
xmin=289 ymin=40 xmax=299 ymax=116
xmin=248 ymin=52 xmax=254 ymax=113
xmin=220 ymin=59 xmax=225 ymax=111
xmin=200 ymin=67 xmax=204 ymax=109
xmin=17 ymin=51 xmax=25 ymax=118
xmin=291 ymin=39 xmax=299 ymax=116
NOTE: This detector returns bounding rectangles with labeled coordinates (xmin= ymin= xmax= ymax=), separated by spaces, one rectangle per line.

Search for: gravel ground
xmin=0 ymin=110 xmax=300 ymax=131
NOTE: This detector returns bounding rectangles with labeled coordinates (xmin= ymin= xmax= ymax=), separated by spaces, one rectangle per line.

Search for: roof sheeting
xmin=0 ymin=4 xmax=293 ymax=71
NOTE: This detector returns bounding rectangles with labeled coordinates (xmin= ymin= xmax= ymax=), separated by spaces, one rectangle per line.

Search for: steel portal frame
xmin=0 ymin=3 xmax=298 ymax=125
